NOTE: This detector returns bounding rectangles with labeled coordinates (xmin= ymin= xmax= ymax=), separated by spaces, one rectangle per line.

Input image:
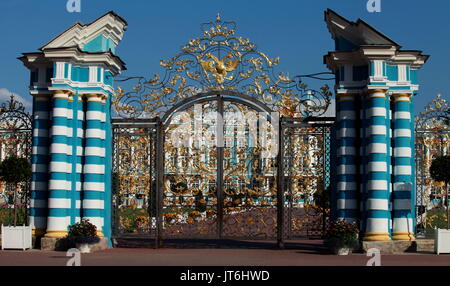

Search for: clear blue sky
xmin=0 ymin=0 xmax=448 ymax=113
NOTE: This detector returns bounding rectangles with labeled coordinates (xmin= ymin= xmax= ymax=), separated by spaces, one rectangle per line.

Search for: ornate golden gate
xmin=161 ymin=94 xmax=279 ymax=240
xmin=111 ymin=15 xmax=333 ymax=247
xmin=415 ymin=94 xmax=450 ymax=237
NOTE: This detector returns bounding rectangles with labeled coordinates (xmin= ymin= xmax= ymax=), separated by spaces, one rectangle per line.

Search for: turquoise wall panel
xmin=82 ymin=35 xmax=117 ymax=53
xmin=386 ymin=65 xmax=398 ymax=81
xmin=104 ymin=71 xmax=113 ymax=86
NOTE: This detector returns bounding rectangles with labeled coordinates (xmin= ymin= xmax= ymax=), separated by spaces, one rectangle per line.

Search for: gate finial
xmin=216 ymin=13 xmax=221 ymax=22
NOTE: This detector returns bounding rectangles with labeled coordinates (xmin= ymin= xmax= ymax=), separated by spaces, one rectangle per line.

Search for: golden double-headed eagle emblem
xmin=199 ymin=52 xmax=239 ymax=84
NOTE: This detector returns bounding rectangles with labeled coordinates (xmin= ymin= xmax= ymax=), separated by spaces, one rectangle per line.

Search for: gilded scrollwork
xmin=415 ymin=94 xmax=450 ymax=218
xmin=112 ymin=14 xmax=332 ymax=119
xmin=0 ymin=95 xmax=32 ymax=208
xmin=112 ymin=16 xmax=334 ymax=239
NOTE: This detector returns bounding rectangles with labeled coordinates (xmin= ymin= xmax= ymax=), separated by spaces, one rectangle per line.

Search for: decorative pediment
xmin=325 ymin=9 xmax=399 ymax=49
xmin=40 ymin=11 xmax=127 ymax=52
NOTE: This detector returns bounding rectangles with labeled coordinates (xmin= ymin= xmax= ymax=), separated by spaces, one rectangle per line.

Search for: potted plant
xmin=430 ymin=155 xmax=450 ymax=254
xmin=324 ymin=220 xmax=359 ymax=255
xmin=0 ymin=155 xmax=32 ymax=250
xmin=66 ymin=219 xmax=100 ymax=253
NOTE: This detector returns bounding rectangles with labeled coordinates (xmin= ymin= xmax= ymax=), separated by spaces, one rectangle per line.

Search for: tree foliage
xmin=430 ymin=155 xmax=450 ymax=229
xmin=0 ymin=155 xmax=31 ymax=184
xmin=0 ymin=155 xmax=31 ymax=226
xmin=430 ymin=155 xmax=450 ymax=185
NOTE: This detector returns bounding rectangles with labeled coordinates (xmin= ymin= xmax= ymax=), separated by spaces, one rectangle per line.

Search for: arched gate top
xmin=416 ymin=93 xmax=450 ymax=132
xmin=0 ymin=95 xmax=32 ymax=131
xmin=161 ymin=90 xmax=275 ymax=126
xmin=113 ymin=14 xmax=332 ymax=120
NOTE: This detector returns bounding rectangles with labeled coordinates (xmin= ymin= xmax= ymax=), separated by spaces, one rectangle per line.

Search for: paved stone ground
xmin=0 ymin=240 xmax=449 ymax=266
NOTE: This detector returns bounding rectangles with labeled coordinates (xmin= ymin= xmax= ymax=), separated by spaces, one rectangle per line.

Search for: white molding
xmin=373 ymin=60 xmax=384 ymax=78
xmin=50 ymin=78 xmax=114 ymax=94
xmin=55 ymin=62 xmax=66 ymax=80
xmin=43 ymin=48 xmax=124 ymax=74
xmin=68 ymin=63 xmax=72 ymax=80
xmin=89 ymin=66 xmax=98 ymax=83
xmin=398 ymin=64 xmax=408 ymax=83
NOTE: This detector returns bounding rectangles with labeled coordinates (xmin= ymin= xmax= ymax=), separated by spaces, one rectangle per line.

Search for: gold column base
xmin=44 ymin=230 xmax=68 ymax=238
xmin=96 ymin=230 xmax=104 ymax=238
xmin=32 ymin=228 xmax=46 ymax=237
xmin=392 ymin=232 xmax=415 ymax=241
xmin=363 ymin=232 xmax=391 ymax=241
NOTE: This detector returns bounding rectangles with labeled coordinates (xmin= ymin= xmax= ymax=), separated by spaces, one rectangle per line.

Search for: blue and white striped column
xmin=363 ymin=89 xmax=391 ymax=241
xmin=45 ymin=91 xmax=73 ymax=238
xmin=30 ymin=95 xmax=51 ymax=236
xmin=82 ymin=94 xmax=106 ymax=236
xmin=360 ymin=96 xmax=368 ymax=233
xmin=70 ymin=93 xmax=83 ymax=224
xmin=392 ymin=93 xmax=415 ymax=241
xmin=336 ymin=94 xmax=358 ymax=222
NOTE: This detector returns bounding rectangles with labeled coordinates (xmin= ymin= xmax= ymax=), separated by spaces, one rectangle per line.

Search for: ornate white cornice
xmin=325 ymin=47 xmax=429 ymax=71
xmin=324 ymin=10 xmax=429 ymax=71
xmin=325 ymin=9 xmax=400 ymax=47
xmin=40 ymin=11 xmax=127 ymax=51
xmin=19 ymin=46 xmax=125 ymax=74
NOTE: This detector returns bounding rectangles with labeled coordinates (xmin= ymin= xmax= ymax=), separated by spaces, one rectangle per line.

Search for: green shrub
xmin=0 ymin=207 xmax=28 ymax=230
xmin=0 ymin=156 xmax=31 ymax=226
xmin=430 ymin=155 xmax=450 ymax=229
xmin=324 ymin=220 xmax=359 ymax=249
xmin=67 ymin=219 xmax=99 ymax=243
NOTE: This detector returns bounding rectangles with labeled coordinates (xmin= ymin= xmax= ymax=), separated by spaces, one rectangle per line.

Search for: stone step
xmin=416 ymin=239 xmax=434 ymax=253
xmin=362 ymin=239 xmax=435 ymax=254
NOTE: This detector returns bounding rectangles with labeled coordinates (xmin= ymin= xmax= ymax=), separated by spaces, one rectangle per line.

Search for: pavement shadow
xmin=114 ymin=236 xmax=329 ymax=254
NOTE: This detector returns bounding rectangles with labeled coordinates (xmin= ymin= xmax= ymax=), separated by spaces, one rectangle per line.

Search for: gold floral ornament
xmin=416 ymin=93 xmax=450 ymax=131
xmin=113 ymin=14 xmax=332 ymax=119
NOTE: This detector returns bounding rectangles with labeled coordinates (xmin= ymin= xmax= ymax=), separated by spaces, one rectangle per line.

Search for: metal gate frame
xmin=112 ymin=112 xmax=334 ymax=248
xmin=277 ymin=116 xmax=333 ymax=247
xmin=156 ymin=93 xmax=279 ymax=244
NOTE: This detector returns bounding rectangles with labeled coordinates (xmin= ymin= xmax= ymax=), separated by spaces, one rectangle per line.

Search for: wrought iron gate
xmin=110 ymin=14 xmax=334 ymax=247
xmin=0 ymin=95 xmax=32 ymax=226
xmin=161 ymin=97 xmax=279 ymax=240
xmin=112 ymin=112 xmax=333 ymax=245
xmin=281 ymin=117 xmax=332 ymax=240
xmin=112 ymin=119 xmax=158 ymax=241
xmin=415 ymin=94 xmax=450 ymax=237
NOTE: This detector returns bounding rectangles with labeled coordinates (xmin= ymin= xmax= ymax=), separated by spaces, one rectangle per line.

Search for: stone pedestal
xmin=416 ymin=239 xmax=434 ymax=253
xmin=40 ymin=237 xmax=108 ymax=252
xmin=32 ymin=235 xmax=44 ymax=249
xmin=362 ymin=241 xmax=416 ymax=254
xmin=40 ymin=237 xmax=69 ymax=251
xmin=76 ymin=238 xmax=108 ymax=253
